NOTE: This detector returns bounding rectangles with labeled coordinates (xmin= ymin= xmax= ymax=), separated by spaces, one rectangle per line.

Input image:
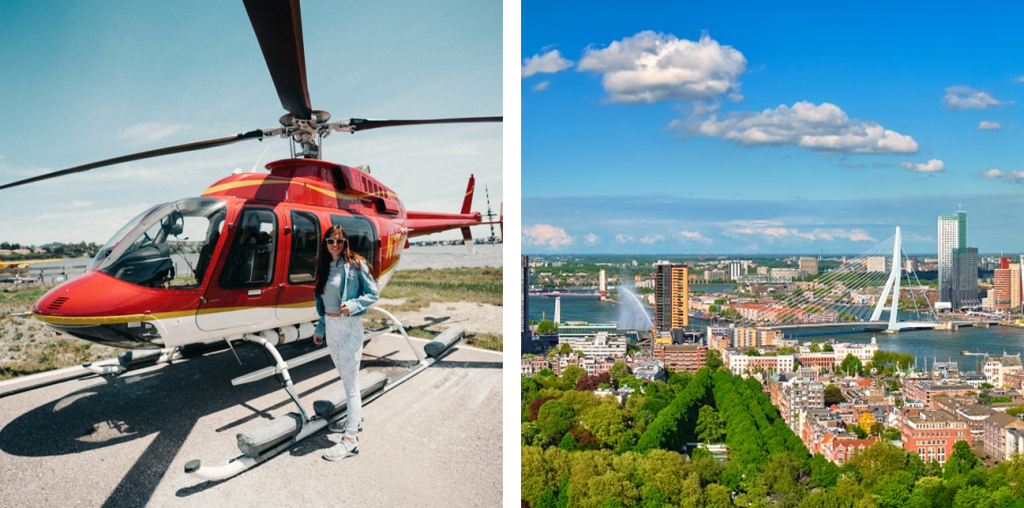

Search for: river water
xmin=529 ymin=294 xmax=1024 ymax=372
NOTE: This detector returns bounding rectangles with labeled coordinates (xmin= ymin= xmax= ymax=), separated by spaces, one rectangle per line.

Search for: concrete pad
xmin=0 ymin=333 xmax=502 ymax=507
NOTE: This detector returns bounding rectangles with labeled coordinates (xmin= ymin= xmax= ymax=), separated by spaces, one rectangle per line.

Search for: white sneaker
xmin=323 ymin=436 xmax=358 ymax=461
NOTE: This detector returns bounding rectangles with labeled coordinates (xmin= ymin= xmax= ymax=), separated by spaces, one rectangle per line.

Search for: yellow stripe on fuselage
xmin=202 ymin=178 xmax=397 ymax=200
xmin=33 ymin=309 xmax=195 ymax=326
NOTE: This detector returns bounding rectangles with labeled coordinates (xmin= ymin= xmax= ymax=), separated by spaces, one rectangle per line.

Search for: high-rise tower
xmin=654 ymin=263 xmax=688 ymax=332
xmin=938 ymin=210 xmax=978 ymax=308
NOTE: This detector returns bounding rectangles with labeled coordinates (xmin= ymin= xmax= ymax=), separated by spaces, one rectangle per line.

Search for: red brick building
xmin=901 ymin=408 xmax=970 ymax=465
xmin=652 ymin=344 xmax=706 ymax=373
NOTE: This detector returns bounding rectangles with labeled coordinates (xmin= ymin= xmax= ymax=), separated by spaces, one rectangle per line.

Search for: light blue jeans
xmin=325 ymin=314 xmax=363 ymax=439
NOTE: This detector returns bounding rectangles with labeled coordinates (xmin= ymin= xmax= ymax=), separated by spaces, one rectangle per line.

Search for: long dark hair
xmin=315 ymin=225 xmax=372 ymax=295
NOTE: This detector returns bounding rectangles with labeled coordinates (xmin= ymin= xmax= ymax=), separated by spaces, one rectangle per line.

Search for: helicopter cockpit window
xmin=219 ymin=208 xmax=278 ymax=289
xmin=97 ymin=198 xmax=227 ymax=289
xmin=288 ymin=211 xmax=319 ymax=284
xmin=329 ymin=214 xmax=376 ymax=268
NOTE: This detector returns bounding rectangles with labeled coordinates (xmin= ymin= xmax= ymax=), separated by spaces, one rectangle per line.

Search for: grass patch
xmin=0 ymin=284 xmax=53 ymax=308
xmin=464 ymin=333 xmax=502 ymax=352
xmin=379 ymin=267 xmax=502 ymax=312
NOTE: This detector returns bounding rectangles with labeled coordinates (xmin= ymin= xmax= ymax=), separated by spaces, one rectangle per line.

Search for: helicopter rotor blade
xmin=0 ymin=130 xmax=266 ymax=191
xmin=243 ymin=0 xmax=313 ymax=120
xmin=347 ymin=116 xmax=503 ymax=132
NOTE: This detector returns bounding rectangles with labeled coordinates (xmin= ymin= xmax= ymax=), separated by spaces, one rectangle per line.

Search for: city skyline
xmin=522 ymin=1 xmax=1024 ymax=254
xmin=0 ymin=0 xmax=502 ymax=245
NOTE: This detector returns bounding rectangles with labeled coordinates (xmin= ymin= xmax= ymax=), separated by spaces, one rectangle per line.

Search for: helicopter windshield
xmin=89 ymin=204 xmax=162 ymax=270
xmin=97 ymin=198 xmax=227 ymax=289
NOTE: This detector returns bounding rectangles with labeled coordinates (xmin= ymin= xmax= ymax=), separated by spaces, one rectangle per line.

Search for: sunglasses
xmin=325 ymin=238 xmax=346 ymax=245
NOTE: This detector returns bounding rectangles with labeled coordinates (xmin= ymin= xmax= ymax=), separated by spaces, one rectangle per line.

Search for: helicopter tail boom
xmin=404 ymin=211 xmax=484 ymax=238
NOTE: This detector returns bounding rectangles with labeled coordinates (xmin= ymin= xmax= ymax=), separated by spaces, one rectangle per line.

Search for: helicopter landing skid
xmin=184 ymin=307 xmax=464 ymax=481
xmin=83 ymin=347 xmax=182 ymax=376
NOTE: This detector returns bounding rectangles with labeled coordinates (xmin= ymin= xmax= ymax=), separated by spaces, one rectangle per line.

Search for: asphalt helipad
xmin=0 ymin=333 xmax=502 ymax=507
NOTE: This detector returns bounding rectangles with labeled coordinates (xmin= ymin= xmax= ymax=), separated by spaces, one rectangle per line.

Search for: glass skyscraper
xmin=937 ymin=210 xmax=979 ymax=308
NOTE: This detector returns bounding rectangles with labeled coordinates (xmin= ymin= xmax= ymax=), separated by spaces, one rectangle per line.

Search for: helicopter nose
xmin=33 ymin=271 xmax=165 ymax=349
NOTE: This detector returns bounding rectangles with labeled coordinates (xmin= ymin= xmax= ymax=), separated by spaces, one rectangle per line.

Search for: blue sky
xmin=522 ymin=1 xmax=1024 ymax=255
xmin=0 ymin=0 xmax=501 ymax=246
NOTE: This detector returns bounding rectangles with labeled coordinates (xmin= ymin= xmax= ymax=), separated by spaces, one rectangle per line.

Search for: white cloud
xmin=522 ymin=224 xmax=574 ymax=248
xmin=980 ymin=169 xmax=1024 ymax=183
xmin=722 ymin=220 xmax=876 ymax=243
xmin=639 ymin=234 xmax=665 ymax=244
xmin=577 ymin=31 xmax=746 ymax=103
xmin=678 ymin=101 xmax=919 ymax=154
xmin=943 ymin=86 xmax=1011 ymax=110
xmin=676 ymin=230 xmax=712 ymax=244
xmin=1014 ymin=76 xmax=1024 ymax=84
xmin=615 ymin=234 xmax=634 ymax=243
xmin=584 ymin=233 xmax=601 ymax=245
xmin=521 ymin=50 xmax=573 ymax=78
xmin=116 ymin=122 xmax=191 ymax=145
xmin=978 ymin=121 xmax=1002 ymax=130
xmin=532 ymin=81 xmax=550 ymax=92
xmin=900 ymin=159 xmax=945 ymax=173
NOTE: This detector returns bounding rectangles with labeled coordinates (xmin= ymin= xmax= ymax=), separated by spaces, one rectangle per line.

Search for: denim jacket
xmin=313 ymin=259 xmax=380 ymax=337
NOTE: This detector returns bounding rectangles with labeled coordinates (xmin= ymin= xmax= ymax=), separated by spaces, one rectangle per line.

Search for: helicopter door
xmin=275 ymin=210 xmax=320 ymax=322
xmin=196 ymin=206 xmax=280 ymax=331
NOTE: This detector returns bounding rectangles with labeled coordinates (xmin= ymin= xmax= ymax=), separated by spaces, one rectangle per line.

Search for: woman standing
xmin=312 ymin=225 xmax=379 ymax=461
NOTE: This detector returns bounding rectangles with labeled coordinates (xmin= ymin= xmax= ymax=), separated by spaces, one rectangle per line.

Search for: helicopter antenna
xmin=251 ymin=142 xmax=273 ymax=172
xmin=483 ymin=185 xmax=498 ymax=244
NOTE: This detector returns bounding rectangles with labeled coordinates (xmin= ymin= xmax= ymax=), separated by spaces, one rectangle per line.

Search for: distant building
xmin=521 ymin=255 xmax=530 ymax=340
xmin=704 ymin=269 xmax=726 ymax=281
xmin=729 ymin=262 xmax=742 ymax=280
xmin=1012 ymin=263 xmax=1022 ymax=311
xmin=995 ymin=260 xmax=1021 ymax=311
xmin=772 ymin=268 xmax=803 ymax=279
xmin=723 ymin=349 xmax=794 ymax=375
xmin=982 ymin=412 xmax=1024 ymax=460
xmin=903 ymin=381 xmax=976 ymax=409
xmin=866 ymin=256 xmax=887 ymax=273
xmin=655 ymin=263 xmax=688 ymax=332
xmin=558 ymin=322 xmax=617 ymax=338
xmin=905 ymin=257 xmax=918 ymax=273
xmin=799 ymin=257 xmax=819 ymax=276
xmin=821 ymin=434 xmax=878 ymax=465
xmin=984 ymin=354 xmax=1023 ymax=388
xmin=633 ymin=359 xmax=666 ymax=382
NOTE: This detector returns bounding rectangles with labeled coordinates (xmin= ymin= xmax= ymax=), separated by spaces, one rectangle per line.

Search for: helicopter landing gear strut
xmin=184 ymin=307 xmax=464 ymax=481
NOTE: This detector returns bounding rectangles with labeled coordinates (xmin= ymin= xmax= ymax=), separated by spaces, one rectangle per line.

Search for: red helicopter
xmin=0 ymin=0 xmax=500 ymax=478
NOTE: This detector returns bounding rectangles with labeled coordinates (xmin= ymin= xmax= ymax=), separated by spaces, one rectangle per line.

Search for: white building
xmin=833 ymin=338 xmax=879 ymax=364
xmin=559 ymin=332 xmax=627 ymax=359
xmin=866 ymin=256 xmax=887 ymax=273
xmin=984 ymin=354 xmax=1023 ymax=388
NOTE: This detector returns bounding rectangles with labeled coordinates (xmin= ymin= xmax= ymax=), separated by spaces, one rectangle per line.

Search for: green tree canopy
xmin=538 ymin=320 xmax=559 ymax=335
xmin=695 ymin=405 xmax=726 ymax=443
xmin=706 ymin=349 xmax=724 ymax=370
xmin=840 ymin=354 xmax=863 ymax=375
xmin=824 ymin=384 xmax=846 ymax=407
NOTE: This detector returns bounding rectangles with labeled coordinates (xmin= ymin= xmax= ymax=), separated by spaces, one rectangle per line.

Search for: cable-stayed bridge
xmin=731 ymin=227 xmax=940 ymax=335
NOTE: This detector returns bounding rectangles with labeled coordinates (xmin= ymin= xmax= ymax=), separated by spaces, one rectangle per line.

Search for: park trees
xmin=839 ymin=354 xmax=862 ymax=376
xmin=706 ymin=349 xmax=724 ymax=370
xmin=695 ymin=405 xmax=726 ymax=443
